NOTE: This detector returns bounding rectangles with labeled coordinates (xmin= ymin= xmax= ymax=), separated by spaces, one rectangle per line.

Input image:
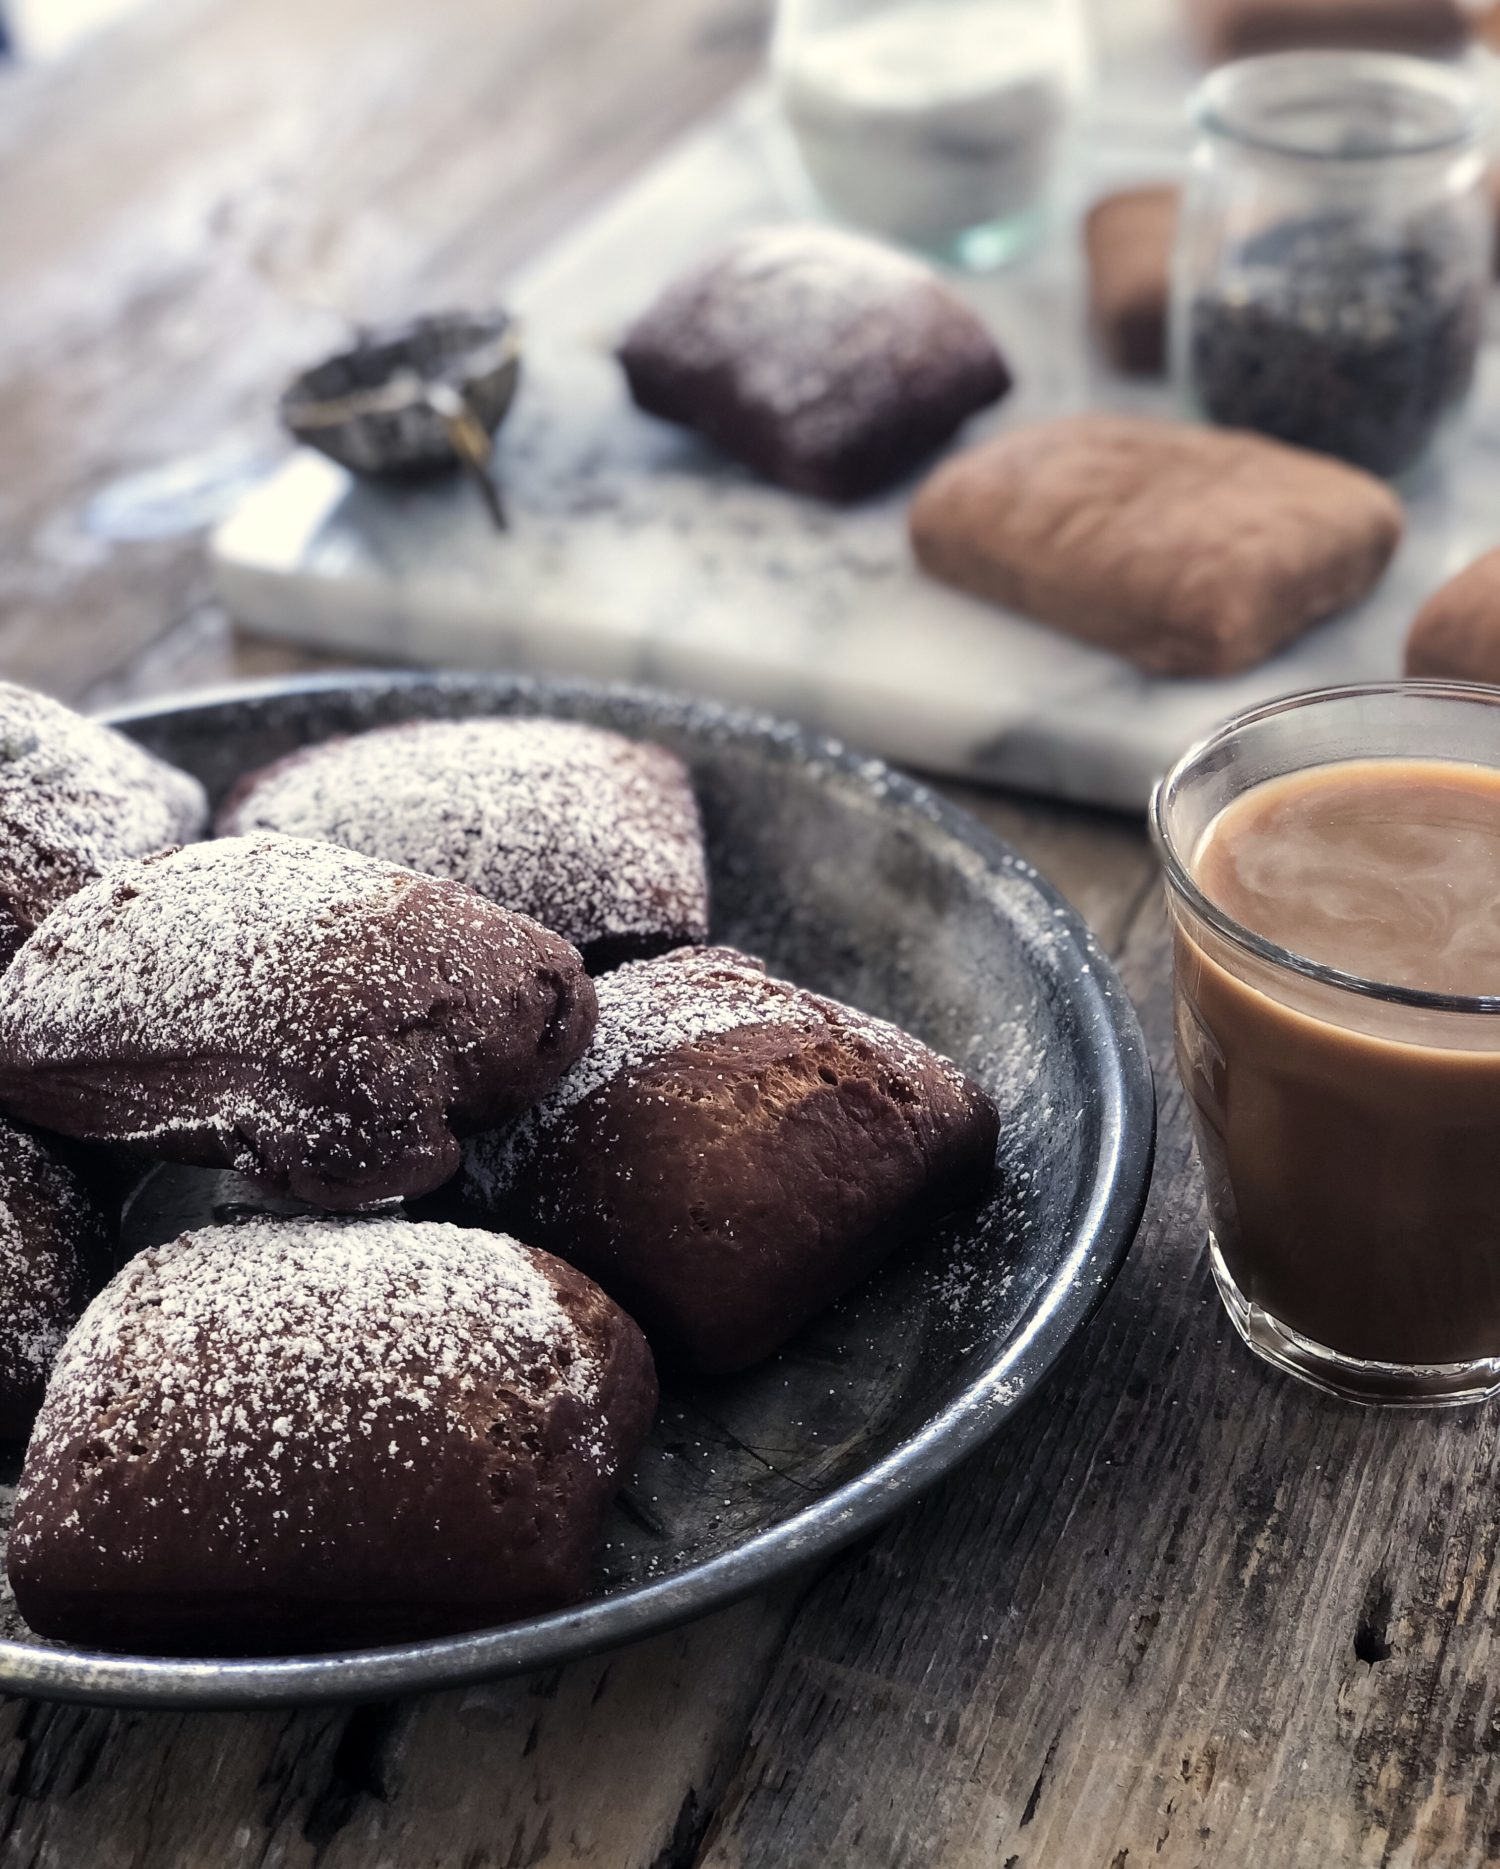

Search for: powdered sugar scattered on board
xmin=0 ymin=682 xmax=206 ymax=956
xmin=12 ymin=1214 xmax=618 ymax=1567
xmin=219 ymin=718 xmax=708 ymax=955
xmin=464 ymin=942 xmax=974 ymax=1202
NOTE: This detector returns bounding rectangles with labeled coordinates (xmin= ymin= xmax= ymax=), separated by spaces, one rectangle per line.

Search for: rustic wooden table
xmin=2 ymin=2 xmax=1499 ymax=1864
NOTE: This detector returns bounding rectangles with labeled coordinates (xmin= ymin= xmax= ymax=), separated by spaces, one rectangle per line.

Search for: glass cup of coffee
xmin=1151 ymin=681 xmax=1500 ymax=1406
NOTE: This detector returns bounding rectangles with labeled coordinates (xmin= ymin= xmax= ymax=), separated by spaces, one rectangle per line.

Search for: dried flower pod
xmin=280 ymin=311 xmax=520 ymax=525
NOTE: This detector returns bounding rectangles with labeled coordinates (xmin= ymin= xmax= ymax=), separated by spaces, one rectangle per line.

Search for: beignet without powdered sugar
xmin=909 ymin=414 xmax=1403 ymax=677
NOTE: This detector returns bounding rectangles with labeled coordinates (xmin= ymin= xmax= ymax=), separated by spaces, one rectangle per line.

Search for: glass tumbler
xmin=1152 ymin=683 xmax=1500 ymax=1407
xmin=771 ymin=0 xmax=1088 ymax=268
xmin=1172 ymin=51 xmax=1489 ymax=480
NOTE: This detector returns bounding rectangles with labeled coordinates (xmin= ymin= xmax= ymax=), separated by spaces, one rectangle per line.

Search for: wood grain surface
xmin=3 ymin=1 xmax=1499 ymax=1864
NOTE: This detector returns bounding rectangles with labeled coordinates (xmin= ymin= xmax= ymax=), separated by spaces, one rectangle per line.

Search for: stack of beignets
xmin=0 ymin=685 xmax=998 ymax=1657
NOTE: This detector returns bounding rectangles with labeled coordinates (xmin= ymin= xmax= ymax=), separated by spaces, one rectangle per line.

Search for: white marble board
xmin=210 ymin=11 xmax=1500 ymax=811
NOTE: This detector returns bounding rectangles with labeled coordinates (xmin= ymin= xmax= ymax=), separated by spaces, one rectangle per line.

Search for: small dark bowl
xmin=280 ymin=311 xmax=521 ymax=477
xmin=0 ymin=674 xmax=1154 ymax=1708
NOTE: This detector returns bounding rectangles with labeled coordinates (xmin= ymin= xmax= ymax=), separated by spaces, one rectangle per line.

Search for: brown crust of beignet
xmin=619 ymin=226 xmax=1010 ymax=502
xmin=9 ymin=1215 xmax=657 ymax=1655
xmin=1405 ymin=548 xmax=1500 ymax=683
xmin=0 ymin=682 xmax=206 ymax=966
xmin=0 ymin=1116 xmax=113 ymax=1440
xmin=461 ymin=946 xmax=999 ymax=1373
xmin=909 ymin=415 xmax=1402 ymax=678
xmin=217 ymin=717 xmax=710 ymax=974
xmin=0 ymin=837 xmax=597 ymax=1209
xmin=508 ymin=1022 xmax=998 ymax=1372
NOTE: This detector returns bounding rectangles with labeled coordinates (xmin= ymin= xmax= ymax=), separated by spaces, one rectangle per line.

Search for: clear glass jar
xmin=771 ymin=0 xmax=1089 ymax=269
xmin=1152 ymin=683 xmax=1500 ymax=1408
xmin=1172 ymin=51 xmax=1490 ymax=482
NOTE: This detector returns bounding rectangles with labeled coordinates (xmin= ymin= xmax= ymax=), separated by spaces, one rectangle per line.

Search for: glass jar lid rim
xmin=1194 ymin=49 xmax=1485 ymax=162
xmin=1149 ymin=680 xmax=1500 ymax=1017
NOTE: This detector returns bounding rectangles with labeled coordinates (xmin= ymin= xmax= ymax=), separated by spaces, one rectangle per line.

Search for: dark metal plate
xmin=0 ymin=673 xmax=1154 ymax=1707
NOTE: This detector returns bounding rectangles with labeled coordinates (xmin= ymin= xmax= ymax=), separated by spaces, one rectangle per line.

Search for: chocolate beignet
xmin=0 ymin=836 xmax=597 ymax=1209
xmin=459 ymin=946 xmax=999 ymax=1373
xmin=0 ymin=681 xmax=206 ymax=965
xmin=9 ymin=1215 xmax=657 ymax=1654
xmin=0 ymin=1115 xmax=112 ymax=1440
xmin=619 ymin=225 xmax=1010 ymax=502
xmin=219 ymin=717 xmax=709 ymax=973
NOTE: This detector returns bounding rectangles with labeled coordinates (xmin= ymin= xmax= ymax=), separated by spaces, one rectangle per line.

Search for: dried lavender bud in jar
xmin=1186 ymin=215 xmax=1483 ymax=479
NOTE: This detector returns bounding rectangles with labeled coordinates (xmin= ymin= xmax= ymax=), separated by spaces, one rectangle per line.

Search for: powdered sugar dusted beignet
xmin=0 ymin=1115 xmax=112 ymax=1440
xmin=0 ymin=835 xmax=597 ymax=1210
xmin=618 ymin=225 xmax=1011 ymax=502
xmin=0 ymin=682 xmax=206 ymax=964
xmin=218 ymin=717 xmax=709 ymax=972
xmin=8 ymin=1214 xmax=657 ymax=1654
xmin=459 ymin=945 xmax=999 ymax=1373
